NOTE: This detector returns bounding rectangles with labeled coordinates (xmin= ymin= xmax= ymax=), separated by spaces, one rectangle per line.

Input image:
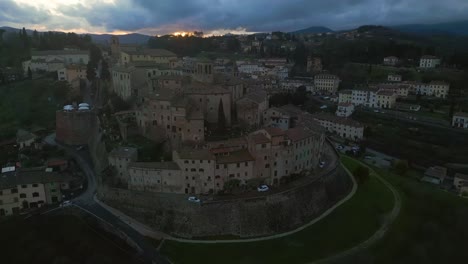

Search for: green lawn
xmin=342 ymin=164 xmax=468 ymax=264
xmin=160 ymin=156 xmax=394 ymax=264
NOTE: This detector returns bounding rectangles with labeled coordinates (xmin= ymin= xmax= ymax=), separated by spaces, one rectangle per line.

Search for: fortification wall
xmin=98 ymin=159 xmax=351 ymax=238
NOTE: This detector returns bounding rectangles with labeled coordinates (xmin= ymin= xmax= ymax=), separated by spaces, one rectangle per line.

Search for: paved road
xmin=312 ymin=158 xmax=402 ymax=264
xmin=43 ymin=136 xmax=169 ymax=264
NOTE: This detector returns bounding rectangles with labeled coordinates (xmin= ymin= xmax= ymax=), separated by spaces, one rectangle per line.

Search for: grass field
xmin=160 ymin=156 xmax=394 ymax=264
xmin=341 ymin=162 xmax=468 ymax=264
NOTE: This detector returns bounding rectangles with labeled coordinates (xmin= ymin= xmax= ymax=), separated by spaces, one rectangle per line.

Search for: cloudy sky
xmin=1 ymin=0 xmax=468 ymax=35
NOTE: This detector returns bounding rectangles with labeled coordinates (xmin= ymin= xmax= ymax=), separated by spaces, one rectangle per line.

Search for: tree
xmin=393 ymin=160 xmax=409 ymax=176
xmin=86 ymin=61 xmax=96 ymax=81
xmin=353 ymin=165 xmax=370 ymax=184
xmin=217 ymin=98 xmax=226 ymax=132
xmin=101 ymin=60 xmax=111 ymax=80
xmin=27 ymin=67 xmax=32 ymax=80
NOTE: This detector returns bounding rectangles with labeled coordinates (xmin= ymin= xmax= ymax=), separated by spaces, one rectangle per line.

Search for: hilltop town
xmin=1 ymin=24 xmax=468 ymax=264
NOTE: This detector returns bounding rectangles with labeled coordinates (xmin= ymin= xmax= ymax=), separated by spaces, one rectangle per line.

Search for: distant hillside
xmin=89 ymin=33 xmax=151 ymax=44
xmin=392 ymin=20 xmax=468 ymax=36
xmin=290 ymin=26 xmax=334 ymax=34
xmin=0 ymin=26 xmax=151 ymax=45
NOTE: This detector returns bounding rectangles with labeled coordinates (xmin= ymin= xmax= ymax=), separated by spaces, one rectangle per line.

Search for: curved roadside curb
xmin=166 ymin=164 xmax=358 ymax=244
xmin=311 ymin=158 xmax=402 ymax=264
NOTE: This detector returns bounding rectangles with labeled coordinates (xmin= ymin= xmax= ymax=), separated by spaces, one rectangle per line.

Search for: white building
xmin=383 ymin=56 xmax=399 ymax=66
xmin=336 ymin=103 xmax=355 ymax=117
xmin=311 ymin=113 xmax=364 ymax=141
xmin=411 ymin=81 xmax=450 ymax=98
xmin=314 ymin=74 xmax=340 ymax=94
xmin=452 ymin=112 xmax=468 ymax=129
xmin=419 ymin=55 xmax=441 ymax=68
xmin=387 ymin=74 xmax=402 ymax=82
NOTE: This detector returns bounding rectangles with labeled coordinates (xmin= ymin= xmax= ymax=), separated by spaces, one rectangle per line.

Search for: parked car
xmin=319 ymin=161 xmax=326 ymax=168
xmin=373 ymin=109 xmax=380 ymax=113
xmin=187 ymin=196 xmax=201 ymax=203
xmin=257 ymin=185 xmax=269 ymax=192
xmin=336 ymin=145 xmax=344 ymax=150
xmin=60 ymin=200 xmax=72 ymax=207
xmin=76 ymin=145 xmax=84 ymax=151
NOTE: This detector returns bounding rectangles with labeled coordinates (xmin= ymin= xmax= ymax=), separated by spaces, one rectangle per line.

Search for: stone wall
xmin=98 ymin=160 xmax=352 ymax=238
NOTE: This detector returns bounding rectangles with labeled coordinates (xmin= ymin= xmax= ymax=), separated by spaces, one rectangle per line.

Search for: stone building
xmin=108 ymin=147 xmax=138 ymax=182
xmin=419 ymin=55 xmax=440 ymax=68
xmin=110 ymin=123 xmax=326 ymax=195
xmin=263 ymin=105 xmax=302 ymax=130
xmin=56 ymin=107 xmax=95 ymax=146
xmin=236 ymin=90 xmax=268 ymax=128
xmin=311 ymin=113 xmax=364 ymax=141
xmin=0 ymin=166 xmax=71 ymax=216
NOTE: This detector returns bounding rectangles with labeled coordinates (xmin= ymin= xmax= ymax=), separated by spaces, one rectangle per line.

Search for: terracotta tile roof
xmin=454 ymin=112 xmax=468 ymax=118
xmin=129 ymin=162 xmax=180 ymax=170
xmin=250 ymin=133 xmax=270 ymax=144
xmin=216 ymin=149 xmax=255 ymax=164
xmin=263 ymin=127 xmax=285 ymax=137
xmin=285 ymin=127 xmax=314 ymax=142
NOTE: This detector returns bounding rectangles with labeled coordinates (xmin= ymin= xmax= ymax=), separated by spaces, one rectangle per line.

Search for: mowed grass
xmin=160 ymin=156 xmax=394 ymax=264
xmin=363 ymin=166 xmax=468 ymax=264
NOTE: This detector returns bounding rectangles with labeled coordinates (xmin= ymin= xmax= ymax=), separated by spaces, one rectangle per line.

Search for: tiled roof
xmin=285 ymin=126 xmax=315 ymax=142
xmin=109 ymin=147 xmax=138 ymax=158
xmin=129 ymin=162 xmax=180 ymax=170
xmin=455 ymin=173 xmax=468 ymax=181
xmin=123 ymin=48 xmax=177 ymax=57
xmin=216 ymin=149 xmax=255 ymax=164
xmin=454 ymin=112 xmax=468 ymax=118
xmin=250 ymin=133 xmax=270 ymax=144
xmin=32 ymin=50 xmax=89 ymax=56
xmin=311 ymin=113 xmax=364 ymax=128
xmin=177 ymin=148 xmax=215 ymax=160
xmin=424 ymin=166 xmax=447 ymax=180
xmin=263 ymin=127 xmax=285 ymax=137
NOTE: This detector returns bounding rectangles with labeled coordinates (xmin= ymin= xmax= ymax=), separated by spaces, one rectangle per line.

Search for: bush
xmin=393 ymin=160 xmax=409 ymax=176
xmin=354 ymin=165 xmax=370 ymax=184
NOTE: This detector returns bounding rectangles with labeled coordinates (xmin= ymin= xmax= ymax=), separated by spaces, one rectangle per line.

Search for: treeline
xmin=147 ymin=35 xmax=240 ymax=56
xmin=0 ymin=27 xmax=94 ymax=68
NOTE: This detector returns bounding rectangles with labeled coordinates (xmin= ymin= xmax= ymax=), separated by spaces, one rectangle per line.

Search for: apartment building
xmin=120 ymin=48 xmax=177 ymax=66
xmin=452 ymin=112 xmax=468 ymax=129
xmin=419 ymin=55 xmax=440 ymax=68
xmin=263 ymin=105 xmax=302 ymax=130
xmin=410 ymin=81 xmax=450 ymax=98
xmin=314 ymin=74 xmax=340 ymax=94
xmin=387 ymin=74 xmax=402 ymax=82
xmin=336 ymin=103 xmax=355 ymax=117
xmin=0 ymin=167 xmax=71 ymax=216
xmin=311 ymin=113 xmax=364 ymax=141
xmin=383 ymin=56 xmax=399 ymax=66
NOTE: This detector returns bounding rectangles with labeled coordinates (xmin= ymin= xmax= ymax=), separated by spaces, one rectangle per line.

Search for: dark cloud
xmin=1 ymin=0 xmax=468 ymax=34
xmin=0 ymin=0 xmax=50 ymax=25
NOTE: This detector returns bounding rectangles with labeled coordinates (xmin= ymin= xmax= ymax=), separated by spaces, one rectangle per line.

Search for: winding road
xmin=44 ymin=139 xmax=170 ymax=264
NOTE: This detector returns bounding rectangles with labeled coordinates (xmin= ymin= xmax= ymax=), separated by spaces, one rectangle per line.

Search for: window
xmin=20 ymin=193 xmax=26 ymax=198
xmin=32 ymin=184 xmax=38 ymax=187
xmin=11 ymin=188 xmax=18 ymax=194
xmin=199 ymin=169 xmax=204 ymax=172
xmin=237 ymin=163 xmax=240 ymax=168
xmin=265 ymin=164 xmax=270 ymax=168
xmin=32 ymin=192 xmax=39 ymax=197
xmin=21 ymin=184 xmax=27 ymax=188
